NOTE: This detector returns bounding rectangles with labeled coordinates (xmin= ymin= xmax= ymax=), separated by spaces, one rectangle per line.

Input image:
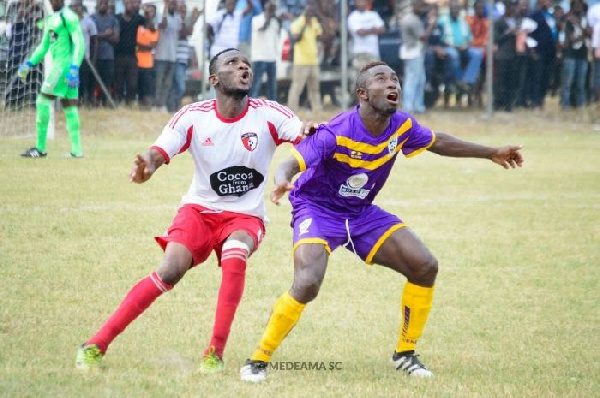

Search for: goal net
xmin=0 ymin=0 xmax=51 ymax=138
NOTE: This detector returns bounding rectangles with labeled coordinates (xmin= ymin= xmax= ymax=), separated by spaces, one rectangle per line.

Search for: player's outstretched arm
xmin=428 ymin=132 xmax=523 ymax=169
xmin=129 ymin=148 xmax=167 ymax=183
xmin=271 ymin=156 xmax=301 ymax=205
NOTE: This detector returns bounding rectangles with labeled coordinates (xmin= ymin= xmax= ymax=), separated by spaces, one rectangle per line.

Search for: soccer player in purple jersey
xmin=240 ymin=61 xmax=523 ymax=381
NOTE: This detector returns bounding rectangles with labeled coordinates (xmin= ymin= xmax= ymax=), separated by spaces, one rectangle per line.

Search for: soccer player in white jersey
xmin=75 ymin=48 xmax=316 ymax=373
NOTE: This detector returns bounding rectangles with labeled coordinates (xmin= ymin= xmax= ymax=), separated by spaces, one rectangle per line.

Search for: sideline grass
xmin=0 ymin=108 xmax=598 ymax=397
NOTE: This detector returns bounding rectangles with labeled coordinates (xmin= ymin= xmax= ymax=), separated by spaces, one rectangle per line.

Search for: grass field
xmin=1 ymin=106 xmax=599 ymax=397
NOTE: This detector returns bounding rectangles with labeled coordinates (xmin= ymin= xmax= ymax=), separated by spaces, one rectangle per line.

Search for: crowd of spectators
xmin=74 ymin=0 xmax=202 ymax=111
xmin=3 ymin=0 xmax=600 ymax=113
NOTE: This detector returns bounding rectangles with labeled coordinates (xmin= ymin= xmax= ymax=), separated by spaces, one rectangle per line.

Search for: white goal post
xmin=0 ymin=0 xmax=54 ymax=139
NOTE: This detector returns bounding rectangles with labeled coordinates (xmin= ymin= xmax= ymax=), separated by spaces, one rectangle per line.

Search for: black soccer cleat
xmin=391 ymin=351 xmax=433 ymax=378
xmin=20 ymin=147 xmax=47 ymax=158
xmin=240 ymin=359 xmax=268 ymax=382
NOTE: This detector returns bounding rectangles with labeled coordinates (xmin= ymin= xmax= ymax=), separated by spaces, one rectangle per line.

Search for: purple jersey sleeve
xmin=401 ymin=115 xmax=436 ymax=158
xmin=290 ymin=126 xmax=337 ymax=171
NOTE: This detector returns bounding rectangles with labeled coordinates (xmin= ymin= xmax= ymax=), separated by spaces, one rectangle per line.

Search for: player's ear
xmin=209 ymin=74 xmax=218 ymax=87
xmin=356 ymin=87 xmax=368 ymax=102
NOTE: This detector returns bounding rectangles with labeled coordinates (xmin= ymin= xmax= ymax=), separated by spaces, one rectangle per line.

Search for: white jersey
xmin=152 ymin=99 xmax=302 ymax=222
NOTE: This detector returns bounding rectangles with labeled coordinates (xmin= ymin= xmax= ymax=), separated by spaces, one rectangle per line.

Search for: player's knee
xmin=291 ymin=273 xmax=323 ymax=303
xmin=412 ymin=255 xmax=438 ymax=285
xmin=157 ymin=257 xmax=191 ymax=286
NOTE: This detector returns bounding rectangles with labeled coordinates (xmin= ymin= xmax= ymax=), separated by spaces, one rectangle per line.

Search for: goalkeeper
xmin=19 ymin=0 xmax=85 ymax=158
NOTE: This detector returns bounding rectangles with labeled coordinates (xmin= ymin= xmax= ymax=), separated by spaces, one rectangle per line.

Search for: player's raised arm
xmin=427 ymin=132 xmax=523 ymax=169
xmin=130 ymin=148 xmax=167 ymax=183
xmin=270 ymin=156 xmax=300 ymax=205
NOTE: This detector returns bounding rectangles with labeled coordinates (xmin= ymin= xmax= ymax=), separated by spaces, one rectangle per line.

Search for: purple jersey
xmin=289 ymin=107 xmax=435 ymax=216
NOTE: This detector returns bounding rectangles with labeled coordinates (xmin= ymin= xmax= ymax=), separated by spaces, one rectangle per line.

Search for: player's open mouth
xmin=386 ymin=92 xmax=398 ymax=104
xmin=240 ymin=71 xmax=250 ymax=84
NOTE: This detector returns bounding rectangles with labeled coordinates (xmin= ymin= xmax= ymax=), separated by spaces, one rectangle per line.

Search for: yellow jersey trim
xmin=290 ymin=147 xmax=307 ymax=172
xmin=405 ymin=131 xmax=436 ymax=159
xmin=335 ymin=118 xmax=413 ymax=154
xmin=365 ymin=223 xmax=407 ymax=265
xmin=293 ymin=238 xmax=331 ymax=254
xmin=333 ymin=136 xmax=409 ymax=170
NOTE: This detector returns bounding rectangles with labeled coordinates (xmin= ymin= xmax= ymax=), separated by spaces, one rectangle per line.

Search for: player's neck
xmin=358 ymin=107 xmax=391 ymax=137
xmin=215 ymin=95 xmax=248 ymax=119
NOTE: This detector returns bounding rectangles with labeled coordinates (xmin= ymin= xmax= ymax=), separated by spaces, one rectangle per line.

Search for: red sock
xmin=206 ymin=245 xmax=248 ymax=359
xmin=87 ymin=272 xmax=173 ymax=353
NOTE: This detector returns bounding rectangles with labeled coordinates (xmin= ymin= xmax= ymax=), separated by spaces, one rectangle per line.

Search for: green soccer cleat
xmin=75 ymin=344 xmax=103 ymax=370
xmin=199 ymin=346 xmax=225 ymax=374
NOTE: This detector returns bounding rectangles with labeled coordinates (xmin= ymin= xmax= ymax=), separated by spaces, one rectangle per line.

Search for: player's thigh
xmin=155 ymin=205 xmax=214 ymax=267
xmin=41 ymin=63 xmax=71 ymax=98
xmin=289 ymin=206 xmax=343 ymax=298
xmin=349 ymin=205 xmax=405 ymax=264
xmin=371 ymin=226 xmax=436 ymax=277
xmin=218 ymin=212 xmax=265 ymax=255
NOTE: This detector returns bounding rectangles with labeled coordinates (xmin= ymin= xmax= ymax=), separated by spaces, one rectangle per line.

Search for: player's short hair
xmin=209 ymin=48 xmax=239 ymax=76
xmin=355 ymin=61 xmax=389 ymax=90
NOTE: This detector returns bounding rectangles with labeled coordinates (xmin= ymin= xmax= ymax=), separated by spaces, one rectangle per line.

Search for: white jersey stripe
xmin=169 ymin=101 xmax=216 ymax=128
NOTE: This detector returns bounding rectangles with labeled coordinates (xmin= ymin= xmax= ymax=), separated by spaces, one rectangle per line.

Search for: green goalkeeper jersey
xmin=29 ymin=6 xmax=84 ymax=67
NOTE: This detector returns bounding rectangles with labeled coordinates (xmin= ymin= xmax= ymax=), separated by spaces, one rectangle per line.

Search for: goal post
xmin=0 ymin=0 xmax=54 ymax=139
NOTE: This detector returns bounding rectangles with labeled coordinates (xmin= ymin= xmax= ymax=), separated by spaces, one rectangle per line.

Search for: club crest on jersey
xmin=241 ymin=132 xmax=258 ymax=151
xmin=388 ymin=138 xmax=398 ymax=156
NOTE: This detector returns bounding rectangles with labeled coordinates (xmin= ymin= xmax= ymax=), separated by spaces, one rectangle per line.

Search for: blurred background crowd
xmin=1 ymin=0 xmax=599 ymax=114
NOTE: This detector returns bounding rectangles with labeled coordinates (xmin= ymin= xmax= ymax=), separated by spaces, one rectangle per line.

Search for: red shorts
xmin=155 ymin=204 xmax=265 ymax=266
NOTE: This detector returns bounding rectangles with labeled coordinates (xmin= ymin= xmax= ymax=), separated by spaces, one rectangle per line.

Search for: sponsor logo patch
xmin=210 ymin=166 xmax=264 ymax=196
xmin=338 ymin=173 xmax=370 ymax=199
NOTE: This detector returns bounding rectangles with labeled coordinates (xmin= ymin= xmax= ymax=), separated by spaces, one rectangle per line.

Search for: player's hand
xmin=270 ymin=182 xmax=294 ymax=205
xmin=491 ymin=145 xmax=523 ymax=169
xmin=299 ymin=120 xmax=323 ymax=137
xmin=130 ymin=154 xmax=155 ymax=183
xmin=66 ymin=65 xmax=79 ymax=89
xmin=191 ymin=7 xmax=202 ymax=20
xmin=17 ymin=60 xmax=32 ymax=82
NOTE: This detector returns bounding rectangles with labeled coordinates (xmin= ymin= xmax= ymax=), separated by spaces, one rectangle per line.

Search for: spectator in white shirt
xmin=154 ymin=0 xmax=182 ymax=110
xmin=170 ymin=1 xmax=201 ymax=111
xmin=207 ymin=0 xmax=254 ymax=58
xmin=348 ymin=0 xmax=385 ymax=86
xmin=250 ymin=1 xmax=280 ymax=100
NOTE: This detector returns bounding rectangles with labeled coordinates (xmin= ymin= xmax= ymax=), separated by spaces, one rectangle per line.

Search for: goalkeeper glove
xmin=17 ymin=60 xmax=33 ymax=82
xmin=66 ymin=65 xmax=79 ymax=89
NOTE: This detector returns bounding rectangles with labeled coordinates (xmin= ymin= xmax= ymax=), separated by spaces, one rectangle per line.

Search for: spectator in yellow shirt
xmin=288 ymin=5 xmax=323 ymax=112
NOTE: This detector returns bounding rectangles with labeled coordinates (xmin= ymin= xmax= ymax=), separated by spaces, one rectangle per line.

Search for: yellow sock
xmin=396 ymin=282 xmax=435 ymax=353
xmin=251 ymin=292 xmax=306 ymax=362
